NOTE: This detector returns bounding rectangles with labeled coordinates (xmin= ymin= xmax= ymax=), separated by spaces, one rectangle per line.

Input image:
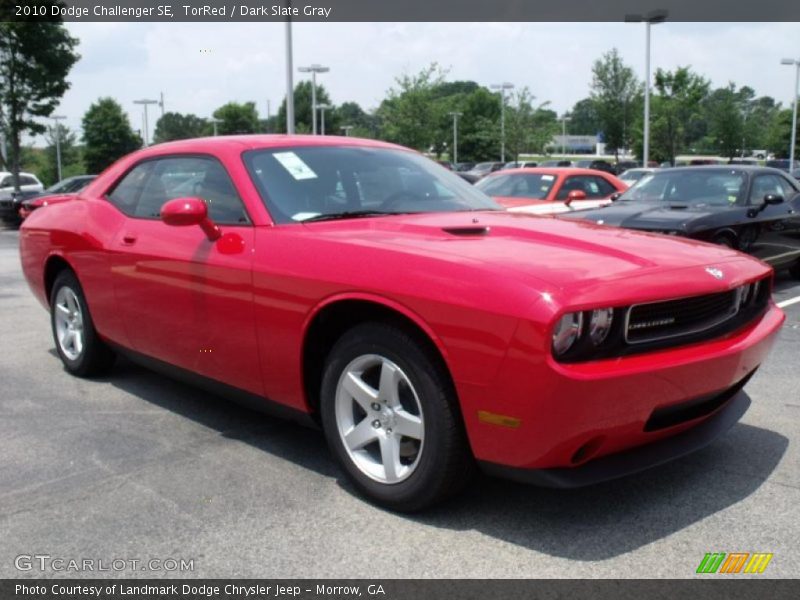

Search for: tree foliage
xmin=213 ymin=101 xmax=260 ymax=135
xmin=590 ymin=48 xmax=641 ymax=159
xmin=82 ymin=97 xmax=141 ymax=174
xmin=153 ymin=112 xmax=208 ymax=143
xmin=0 ymin=7 xmax=79 ymax=189
xmin=275 ymin=81 xmax=334 ymax=134
xmin=645 ymin=67 xmax=710 ymax=165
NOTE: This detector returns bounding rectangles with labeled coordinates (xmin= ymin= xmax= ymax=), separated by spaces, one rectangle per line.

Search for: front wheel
xmin=320 ymin=323 xmax=473 ymax=511
xmin=50 ymin=270 xmax=115 ymax=377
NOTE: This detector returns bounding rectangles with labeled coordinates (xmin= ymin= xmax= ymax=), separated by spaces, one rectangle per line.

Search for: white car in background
xmin=0 ymin=171 xmax=45 ymax=222
xmin=618 ymin=167 xmax=657 ymax=187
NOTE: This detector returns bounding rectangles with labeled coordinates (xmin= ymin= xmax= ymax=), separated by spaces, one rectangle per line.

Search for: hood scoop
xmin=441 ymin=225 xmax=491 ymax=236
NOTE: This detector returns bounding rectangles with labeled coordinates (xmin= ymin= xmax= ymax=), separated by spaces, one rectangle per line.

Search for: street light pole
xmin=133 ymin=99 xmax=159 ymax=146
xmin=317 ymin=104 xmax=331 ymax=135
xmin=285 ymin=18 xmax=295 ymax=134
xmin=51 ymin=115 xmax=66 ymax=182
xmin=341 ymin=125 xmax=353 ymax=136
xmin=560 ymin=115 xmax=571 ymax=157
xmin=626 ymin=9 xmax=668 ymax=167
xmin=781 ymin=58 xmax=800 ymax=168
xmin=491 ymin=82 xmax=514 ymax=162
xmin=298 ymin=64 xmax=330 ymax=134
xmin=448 ymin=112 xmax=462 ymax=165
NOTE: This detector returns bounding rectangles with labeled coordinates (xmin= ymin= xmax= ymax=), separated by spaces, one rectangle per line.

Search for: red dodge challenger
xmin=476 ymin=167 xmax=627 ymax=214
xmin=19 ymin=136 xmax=784 ymax=510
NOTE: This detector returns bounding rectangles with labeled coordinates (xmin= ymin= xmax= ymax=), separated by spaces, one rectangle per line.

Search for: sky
xmin=46 ymin=21 xmax=800 ymax=143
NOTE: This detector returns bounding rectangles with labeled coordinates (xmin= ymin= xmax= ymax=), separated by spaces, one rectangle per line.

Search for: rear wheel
xmin=320 ymin=323 xmax=473 ymax=511
xmin=50 ymin=270 xmax=115 ymax=377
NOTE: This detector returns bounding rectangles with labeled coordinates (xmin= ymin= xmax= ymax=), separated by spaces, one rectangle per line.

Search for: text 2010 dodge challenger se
xmin=19 ymin=136 xmax=785 ymax=510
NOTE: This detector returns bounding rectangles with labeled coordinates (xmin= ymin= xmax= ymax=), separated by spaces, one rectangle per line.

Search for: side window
xmin=0 ymin=176 xmax=12 ymax=187
xmin=556 ymin=176 xmax=588 ymax=200
xmin=19 ymin=175 xmax=38 ymax=186
xmin=107 ymin=162 xmax=154 ymax=216
xmin=590 ymin=176 xmax=616 ymax=198
xmin=109 ymin=157 xmax=250 ymax=224
xmin=777 ymin=176 xmax=798 ymax=197
xmin=749 ymin=175 xmax=786 ymax=204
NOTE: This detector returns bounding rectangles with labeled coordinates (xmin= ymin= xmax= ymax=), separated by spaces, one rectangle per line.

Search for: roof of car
xmin=653 ymin=165 xmax=785 ymax=174
xmin=141 ymin=134 xmax=406 ymax=155
xmin=488 ymin=167 xmax=619 ymax=177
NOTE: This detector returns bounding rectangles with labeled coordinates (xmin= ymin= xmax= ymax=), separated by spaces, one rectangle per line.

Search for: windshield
xmin=243 ymin=146 xmax=500 ymax=224
xmin=475 ymin=172 xmax=556 ymax=199
xmin=620 ymin=170 xmax=646 ymax=182
xmin=618 ymin=170 xmax=746 ymax=206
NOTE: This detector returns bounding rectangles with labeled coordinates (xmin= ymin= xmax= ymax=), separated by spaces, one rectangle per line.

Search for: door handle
xmin=121 ymin=234 xmax=137 ymax=245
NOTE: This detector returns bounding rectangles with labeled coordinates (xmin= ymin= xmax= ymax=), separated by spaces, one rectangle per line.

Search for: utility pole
xmin=51 ymin=115 xmax=66 ymax=182
xmin=133 ymin=99 xmax=159 ymax=146
xmin=448 ymin=112 xmax=462 ymax=165
xmin=285 ymin=15 xmax=295 ymax=134
xmin=491 ymin=83 xmax=514 ymax=162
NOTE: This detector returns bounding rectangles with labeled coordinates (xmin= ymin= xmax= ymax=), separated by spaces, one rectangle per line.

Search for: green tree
xmin=0 ymin=7 xmax=79 ymax=190
xmin=153 ymin=112 xmax=208 ymax=143
xmin=275 ymin=81 xmax=334 ymax=134
xmin=766 ymin=108 xmax=799 ymax=158
xmin=377 ymin=64 xmax=448 ymax=152
xmin=451 ymin=86 xmax=501 ymax=162
xmin=213 ymin=101 xmax=260 ymax=134
xmin=705 ymin=84 xmax=744 ymax=159
xmin=644 ymin=67 xmax=710 ymax=165
xmin=503 ymin=88 xmax=556 ymax=160
xmin=568 ymin=98 xmax=601 ymax=136
xmin=337 ymin=101 xmax=378 ymax=138
xmin=82 ymin=97 xmax=141 ymax=174
xmin=590 ymin=48 xmax=642 ymax=160
xmin=42 ymin=123 xmax=81 ymax=185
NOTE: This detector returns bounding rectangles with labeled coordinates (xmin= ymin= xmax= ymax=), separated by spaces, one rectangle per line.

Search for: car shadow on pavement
xmin=414 ymin=416 xmax=788 ymax=560
xmin=98 ymin=354 xmax=787 ymax=561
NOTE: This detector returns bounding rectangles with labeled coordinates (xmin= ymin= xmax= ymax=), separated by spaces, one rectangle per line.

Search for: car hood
xmin=560 ymin=201 xmax=718 ymax=229
xmin=302 ymin=210 xmax=752 ymax=296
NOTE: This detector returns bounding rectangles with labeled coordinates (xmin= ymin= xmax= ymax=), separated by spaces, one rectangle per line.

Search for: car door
xmin=106 ymin=155 xmax=263 ymax=395
xmin=744 ymin=173 xmax=800 ymax=267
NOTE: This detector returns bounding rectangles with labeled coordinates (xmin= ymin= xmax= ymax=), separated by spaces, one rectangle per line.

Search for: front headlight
xmin=552 ymin=312 xmax=584 ymax=356
xmin=589 ymin=308 xmax=614 ymax=345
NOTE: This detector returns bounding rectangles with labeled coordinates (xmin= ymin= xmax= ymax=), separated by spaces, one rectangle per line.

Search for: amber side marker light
xmin=478 ymin=410 xmax=521 ymax=428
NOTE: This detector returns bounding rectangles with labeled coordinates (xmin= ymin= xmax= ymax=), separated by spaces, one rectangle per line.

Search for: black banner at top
xmin=2 ymin=0 xmax=800 ymax=22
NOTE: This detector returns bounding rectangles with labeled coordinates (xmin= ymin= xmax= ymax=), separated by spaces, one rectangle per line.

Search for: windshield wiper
xmin=666 ymin=204 xmax=689 ymax=209
xmin=300 ymin=210 xmax=397 ymax=223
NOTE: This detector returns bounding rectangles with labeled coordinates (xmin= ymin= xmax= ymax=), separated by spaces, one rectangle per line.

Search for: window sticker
xmin=541 ymin=174 xmax=554 ymax=181
xmin=292 ymin=212 xmax=321 ymax=221
xmin=273 ymin=152 xmax=318 ymax=180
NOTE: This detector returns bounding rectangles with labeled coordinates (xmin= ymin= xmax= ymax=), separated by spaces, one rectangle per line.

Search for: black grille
xmin=626 ymin=289 xmax=738 ymax=344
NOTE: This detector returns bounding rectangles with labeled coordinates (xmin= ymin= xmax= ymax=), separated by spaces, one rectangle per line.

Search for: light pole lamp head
xmin=299 ymin=64 xmax=330 ymax=73
xmin=625 ymin=9 xmax=668 ymax=23
xmin=781 ymin=58 xmax=799 ymax=66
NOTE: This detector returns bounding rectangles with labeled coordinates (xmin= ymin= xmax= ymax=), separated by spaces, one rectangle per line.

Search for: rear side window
xmin=19 ymin=175 xmax=39 ymax=186
xmin=107 ymin=157 xmax=249 ymax=225
xmin=556 ymin=175 xmax=616 ymax=199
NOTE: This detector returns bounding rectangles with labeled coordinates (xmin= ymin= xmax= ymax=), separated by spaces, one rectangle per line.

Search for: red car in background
xmin=19 ymin=136 xmax=784 ymax=510
xmin=476 ymin=167 xmax=627 ymax=214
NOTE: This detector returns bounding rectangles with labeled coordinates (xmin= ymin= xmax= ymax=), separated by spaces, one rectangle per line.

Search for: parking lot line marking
xmin=776 ymin=295 xmax=800 ymax=309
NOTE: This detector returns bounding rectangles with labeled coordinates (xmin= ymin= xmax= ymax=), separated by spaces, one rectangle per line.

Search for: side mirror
xmin=747 ymin=193 xmax=785 ymax=218
xmin=564 ymin=189 xmax=586 ymax=208
xmin=610 ymin=191 xmax=623 ymax=202
xmin=161 ymin=197 xmax=221 ymax=241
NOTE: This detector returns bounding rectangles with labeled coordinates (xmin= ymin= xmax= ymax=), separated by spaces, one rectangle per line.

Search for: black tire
xmin=712 ymin=233 xmax=736 ymax=249
xmin=50 ymin=269 xmax=115 ymax=377
xmin=320 ymin=322 xmax=473 ymax=511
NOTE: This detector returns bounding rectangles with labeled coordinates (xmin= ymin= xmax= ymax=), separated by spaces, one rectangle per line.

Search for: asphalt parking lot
xmin=0 ymin=224 xmax=798 ymax=579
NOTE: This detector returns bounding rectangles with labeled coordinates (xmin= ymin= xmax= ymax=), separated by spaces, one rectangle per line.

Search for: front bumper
xmin=480 ymin=385 xmax=750 ymax=487
xmin=458 ymin=303 xmax=784 ymax=474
